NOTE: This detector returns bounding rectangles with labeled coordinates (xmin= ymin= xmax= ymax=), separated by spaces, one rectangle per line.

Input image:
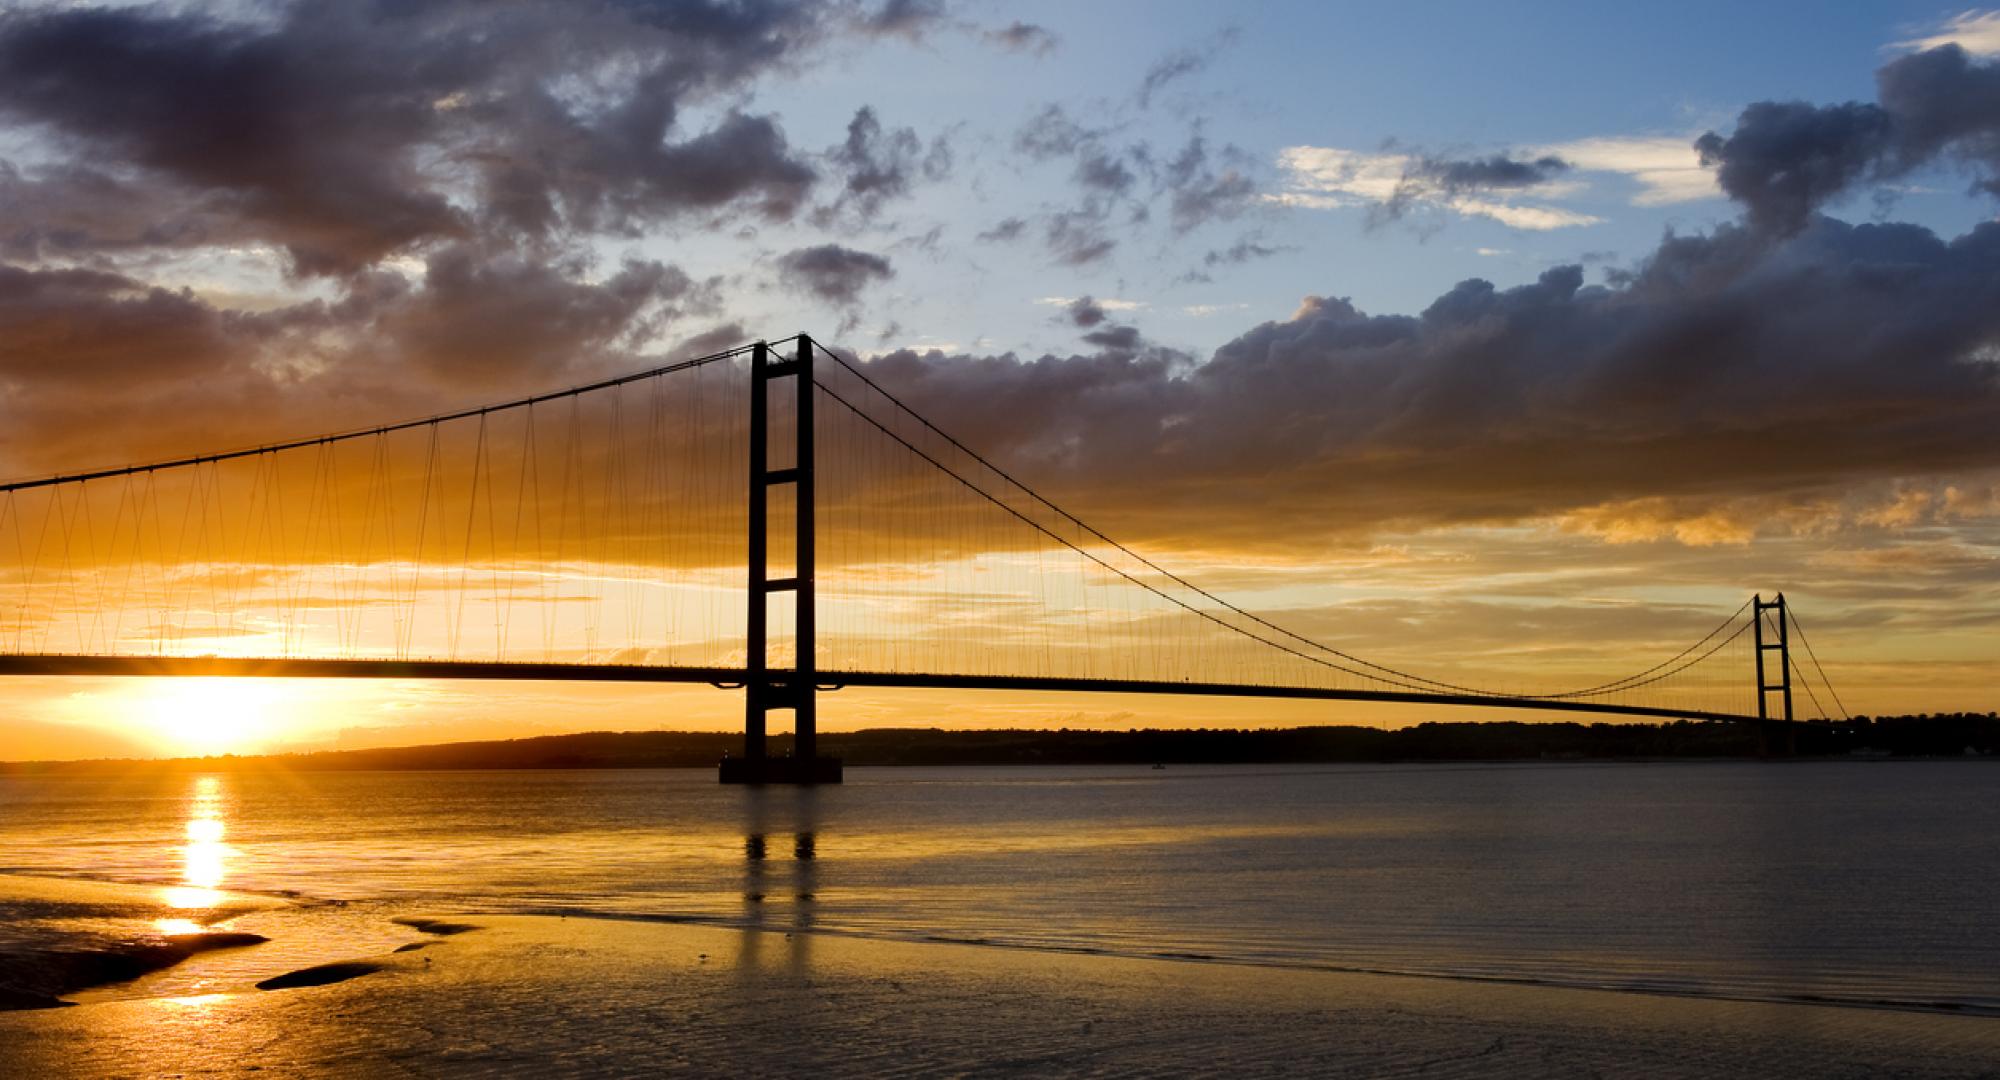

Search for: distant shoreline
xmin=4 ymin=714 xmax=1994 ymax=772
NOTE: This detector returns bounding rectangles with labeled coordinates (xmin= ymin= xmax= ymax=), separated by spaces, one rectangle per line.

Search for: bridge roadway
xmin=0 ymin=654 xmax=1754 ymax=724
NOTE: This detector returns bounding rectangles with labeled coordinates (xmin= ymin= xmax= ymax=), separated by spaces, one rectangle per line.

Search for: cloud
xmin=1015 ymin=104 xmax=1138 ymax=196
xmin=1273 ymin=146 xmax=1602 ymax=231
xmin=1044 ymin=210 xmax=1117 ymax=265
xmin=544 ymin=109 xmax=819 ymax=234
xmin=1530 ymin=135 xmax=1720 ymax=205
xmin=1203 ymin=238 xmax=1288 ymax=266
xmin=1696 ymin=103 xmax=1896 ymax=234
xmin=1412 ymin=153 xmax=1572 ymax=192
xmin=1442 ymin=199 xmax=1602 ymax=231
xmin=1062 ymin=296 xmax=1108 ymax=327
xmin=983 ymin=21 xmax=1058 ymax=56
xmin=1037 ymin=295 xmax=1146 ymax=352
xmin=1037 ymin=296 xmax=1147 ymax=319
xmin=1136 ymin=29 xmax=1237 ymax=110
xmin=1277 ymin=135 xmax=1722 ymax=227
xmin=0 ymin=161 xmax=260 ymax=261
xmin=1013 ymin=104 xmax=1097 ymax=161
xmin=839 ymin=216 xmax=2000 ymax=547
xmin=817 ymin=106 xmax=951 ymax=225
xmin=854 ymin=0 xmax=948 ymax=42
xmin=0 ymin=5 xmax=461 ymax=274
xmin=1178 ymin=236 xmax=1289 ymax=283
xmin=362 ymin=245 xmax=712 ymax=388
xmin=775 ymin=244 xmax=895 ymax=306
xmin=0 ymin=2 xmax=832 ymax=274
xmin=1162 ymin=134 xmax=1256 ymax=232
xmin=977 ymin=217 xmax=1028 ymax=242
xmin=1010 ymin=105 xmax=1262 ymax=264
xmin=0 ymin=247 xmax=716 ymax=471
xmin=1081 ymin=323 xmax=1142 ymax=350
xmin=1697 ymin=43 xmax=2000 ymax=233
xmin=1894 ymin=10 xmax=2000 ymax=56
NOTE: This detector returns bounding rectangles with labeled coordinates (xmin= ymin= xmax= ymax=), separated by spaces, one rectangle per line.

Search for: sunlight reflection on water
xmin=159 ymin=775 xmax=230 ymax=919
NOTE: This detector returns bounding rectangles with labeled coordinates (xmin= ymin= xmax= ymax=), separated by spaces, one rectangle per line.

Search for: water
xmin=2 ymin=761 xmax=1996 ymax=1013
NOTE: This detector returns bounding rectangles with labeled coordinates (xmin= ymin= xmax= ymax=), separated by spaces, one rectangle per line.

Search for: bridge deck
xmin=0 ymin=655 xmax=1756 ymax=724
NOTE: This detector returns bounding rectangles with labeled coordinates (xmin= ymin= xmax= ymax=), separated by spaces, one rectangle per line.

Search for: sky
xmin=0 ymin=0 xmax=1997 ymax=760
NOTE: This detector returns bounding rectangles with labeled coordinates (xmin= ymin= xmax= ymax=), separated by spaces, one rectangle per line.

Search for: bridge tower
xmin=1753 ymin=593 xmax=1796 ymax=756
xmin=721 ymin=337 xmax=843 ymax=784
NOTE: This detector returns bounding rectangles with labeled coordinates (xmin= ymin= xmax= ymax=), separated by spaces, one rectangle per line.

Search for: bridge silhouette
xmin=0 ymin=335 xmax=1848 ymax=781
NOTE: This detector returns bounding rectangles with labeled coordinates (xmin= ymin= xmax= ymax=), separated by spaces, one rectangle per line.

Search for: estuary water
xmin=2 ymin=760 xmax=1996 ymax=1014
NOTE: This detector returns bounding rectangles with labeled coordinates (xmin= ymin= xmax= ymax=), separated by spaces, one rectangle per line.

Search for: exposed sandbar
xmin=255 ymin=961 xmax=383 ymax=991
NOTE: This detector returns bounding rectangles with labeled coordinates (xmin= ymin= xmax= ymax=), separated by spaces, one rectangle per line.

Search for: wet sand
xmin=5 ymin=906 xmax=2000 ymax=1078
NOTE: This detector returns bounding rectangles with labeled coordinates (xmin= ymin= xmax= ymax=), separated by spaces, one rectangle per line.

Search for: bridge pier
xmin=723 ymin=336 xmax=842 ymax=785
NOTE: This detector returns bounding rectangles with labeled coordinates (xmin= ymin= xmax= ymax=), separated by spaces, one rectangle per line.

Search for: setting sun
xmin=140 ymin=679 xmax=282 ymax=755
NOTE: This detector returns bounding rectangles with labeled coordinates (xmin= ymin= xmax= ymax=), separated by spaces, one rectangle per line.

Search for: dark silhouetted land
xmin=4 ymin=714 xmax=1993 ymax=773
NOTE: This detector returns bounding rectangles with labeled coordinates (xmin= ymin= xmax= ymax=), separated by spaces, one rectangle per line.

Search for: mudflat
xmin=4 ymin=910 xmax=1998 ymax=1078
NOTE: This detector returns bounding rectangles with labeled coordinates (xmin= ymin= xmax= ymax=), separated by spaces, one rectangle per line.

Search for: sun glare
xmin=141 ymin=679 xmax=282 ymax=755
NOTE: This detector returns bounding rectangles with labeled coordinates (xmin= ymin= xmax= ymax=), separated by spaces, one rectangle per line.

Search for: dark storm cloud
xmin=0 ymin=5 xmax=467 ymax=274
xmin=506 ymin=108 xmax=818 ymax=238
xmin=1697 ymin=44 xmax=2000 ymax=234
xmin=0 ymin=263 xmax=328 ymax=467
xmin=983 ymin=21 xmax=1058 ymax=56
xmin=0 ymin=0 xmax=897 ymax=474
xmin=0 ymin=1 xmax=834 ymax=273
xmin=840 ymin=217 xmax=2000 ymax=545
xmin=0 ymin=264 xmax=249 ymax=386
xmin=1696 ymin=103 xmax=1894 ymax=235
xmin=360 ymin=244 xmax=713 ymax=387
xmin=775 ymin=244 xmax=894 ymax=305
xmin=0 ymin=163 xmax=256 ymax=261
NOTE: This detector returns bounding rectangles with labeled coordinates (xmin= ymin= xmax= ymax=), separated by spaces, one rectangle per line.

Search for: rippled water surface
xmin=3 ymin=761 xmax=1996 ymax=1012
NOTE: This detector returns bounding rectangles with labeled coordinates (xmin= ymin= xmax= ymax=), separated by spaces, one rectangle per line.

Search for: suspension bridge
xmin=0 ymin=335 xmax=1848 ymax=781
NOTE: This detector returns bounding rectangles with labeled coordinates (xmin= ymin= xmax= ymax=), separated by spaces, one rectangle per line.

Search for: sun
xmin=140 ymin=678 xmax=283 ymax=755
